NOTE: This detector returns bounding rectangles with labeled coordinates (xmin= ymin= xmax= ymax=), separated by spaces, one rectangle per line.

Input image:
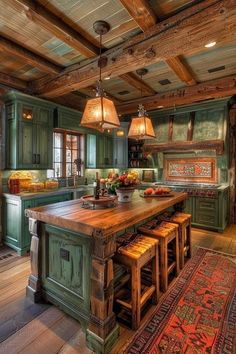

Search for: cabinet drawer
xmin=196 ymin=198 xmax=217 ymax=211
xmin=195 ymin=212 xmax=217 ymax=226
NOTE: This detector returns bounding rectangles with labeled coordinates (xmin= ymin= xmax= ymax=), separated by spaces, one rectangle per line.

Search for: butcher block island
xmin=25 ymin=191 xmax=187 ymax=353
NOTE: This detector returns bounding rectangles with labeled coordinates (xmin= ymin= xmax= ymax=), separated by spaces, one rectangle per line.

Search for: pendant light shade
xmin=80 ymin=20 xmax=120 ymax=131
xmin=128 ymin=104 xmax=155 ymax=139
xmin=80 ymin=88 xmax=120 ymax=131
xmin=128 ymin=69 xmax=155 ymax=140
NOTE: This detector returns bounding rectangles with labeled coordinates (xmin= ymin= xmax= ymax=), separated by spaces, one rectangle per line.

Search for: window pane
xmin=66 ymin=149 xmax=71 ymax=162
xmin=54 ymin=132 xmax=63 ymax=148
xmin=72 ymin=150 xmax=78 ymax=161
xmin=55 ymin=163 xmax=62 ymax=177
xmin=54 ymin=148 xmax=62 ymax=162
xmin=66 ymin=163 xmax=72 ymax=176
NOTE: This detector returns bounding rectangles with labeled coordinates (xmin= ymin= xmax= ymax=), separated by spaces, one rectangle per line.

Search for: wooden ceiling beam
xmin=120 ymin=72 xmax=156 ymax=95
xmin=48 ymin=93 xmax=85 ymax=112
xmin=119 ymin=0 xmax=157 ymax=31
xmin=0 ymin=35 xmax=61 ymax=74
xmin=117 ymin=75 xmax=236 ymax=114
xmin=165 ymin=56 xmax=197 ymax=86
xmin=15 ymin=0 xmax=100 ymax=57
xmin=32 ymin=0 xmax=236 ymax=98
xmin=0 ymin=71 xmax=28 ymax=91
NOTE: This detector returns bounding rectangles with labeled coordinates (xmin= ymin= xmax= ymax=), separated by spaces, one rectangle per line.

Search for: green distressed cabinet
xmin=183 ymin=188 xmax=229 ymax=232
xmin=41 ymin=224 xmax=91 ymax=328
xmin=4 ymin=92 xmax=54 ymax=169
xmin=53 ymin=106 xmax=86 ymax=132
xmin=86 ymin=133 xmax=113 ymax=168
xmin=2 ymin=191 xmax=72 ymax=255
xmin=113 ymin=123 xmax=128 ymax=169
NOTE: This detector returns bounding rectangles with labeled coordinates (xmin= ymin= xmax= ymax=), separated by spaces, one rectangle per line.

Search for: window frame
xmin=53 ymin=128 xmax=84 ymax=178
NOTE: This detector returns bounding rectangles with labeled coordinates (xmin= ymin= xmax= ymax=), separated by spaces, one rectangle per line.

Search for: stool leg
xmin=179 ymin=225 xmax=185 ymax=269
xmin=160 ymin=240 xmax=168 ymax=293
xmin=152 ymin=244 xmax=159 ymax=304
xmin=174 ymin=231 xmax=180 ymax=276
xmin=187 ymin=222 xmax=192 ymax=259
xmin=131 ymin=264 xmax=140 ymax=330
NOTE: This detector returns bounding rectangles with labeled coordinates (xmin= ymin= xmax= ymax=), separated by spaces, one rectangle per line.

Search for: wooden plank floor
xmin=0 ymin=226 xmax=236 ymax=354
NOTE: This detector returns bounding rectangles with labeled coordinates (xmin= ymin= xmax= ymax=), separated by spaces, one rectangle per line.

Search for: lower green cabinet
xmin=2 ymin=191 xmax=72 ymax=255
xmin=184 ymin=189 xmax=229 ymax=232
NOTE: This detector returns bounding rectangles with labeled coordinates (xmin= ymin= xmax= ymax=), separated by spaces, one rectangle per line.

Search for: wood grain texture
xmin=0 ymin=72 xmax=28 ymax=91
xmin=119 ymin=0 xmax=157 ymax=31
xmin=15 ymin=0 xmax=100 ymax=57
xmin=119 ymin=72 xmax=156 ymax=96
xmin=117 ymin=75 xmax=236 ymax=113
xmin=25 ymin=192 xmax=187 ymax=237
xmin=32 ymin=0 xmax=236 ymax=97
xmin=0 ymin=34 xmax=61 ymax=74
xmin=144 ymin=139 xmax=224 ymax=155
xmin=165 ymin=56 xmax=196 ymax=86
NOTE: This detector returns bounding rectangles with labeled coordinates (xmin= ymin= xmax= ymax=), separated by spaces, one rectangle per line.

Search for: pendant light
xmin=80 ymin=21 xmax=120 ymax=131
xmin=128 ymin=68 xmax=156 ymax=139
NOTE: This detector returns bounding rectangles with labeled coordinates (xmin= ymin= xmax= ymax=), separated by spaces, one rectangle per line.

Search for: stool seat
xmin=138 ymin=221 xmax=179 ymax=292
xmin=114 ymin=233 xmax=159 ymax=330
xmin=159 ymin=212 xmax=192 ymax=269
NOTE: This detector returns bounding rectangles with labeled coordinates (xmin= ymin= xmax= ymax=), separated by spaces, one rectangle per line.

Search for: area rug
xmin=122 ymin=248 xmax=236 ymax=354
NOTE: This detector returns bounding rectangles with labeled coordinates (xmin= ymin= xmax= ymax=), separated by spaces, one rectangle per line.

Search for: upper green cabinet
xmin=4 ymin=92 xmax=54 ymax=170
xmin=113 ymin=123 xmax=128 ymax=169
xmin=86 ymin=133 xmax=113 ymax=168
xmin=54 ymin=106 xmax=84 ymax=132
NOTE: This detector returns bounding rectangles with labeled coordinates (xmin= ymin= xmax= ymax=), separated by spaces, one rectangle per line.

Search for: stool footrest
xmin=140 ymin=285 xmax=155 ymax=307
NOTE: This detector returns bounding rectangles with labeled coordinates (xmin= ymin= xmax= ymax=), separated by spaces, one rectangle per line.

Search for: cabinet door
xmin=34 ymin=193 xmax=72 ymax=207
xmin=35 ymin=107 xmax=53 ymax=169
xmin=18 ymin=121 xmax=36 ymax=169
xmin=113 ymin=138 xmax=128 ymax=168
xmin=86 ymin=134 xmax=96 ymax=168
xmin=195 ymin=197 xmax=218 ymax=227
xmin=104 ymin=135 xmax=113 ymax=167
xmin=96 ymin=134 xmax=105 ymax=168
xmin=3 ymin=198 xmax=21 ymax=248
xmin=36 ymin=123 xmax=53 ymax=169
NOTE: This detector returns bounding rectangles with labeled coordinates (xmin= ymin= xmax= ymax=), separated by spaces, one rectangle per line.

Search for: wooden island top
xmin=26 ymin=191 xmax=188 ymax=354
xmin=25 ymin=191 xmax=187 ymax=236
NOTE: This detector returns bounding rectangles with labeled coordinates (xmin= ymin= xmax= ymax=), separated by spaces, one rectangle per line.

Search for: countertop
xmin=25 ymin=191 xmax=187 ymax=237
xmin=139 ymin=182 xmax=229 ymax=191
xmin=2 ymin=185 xmax=94 ymax=200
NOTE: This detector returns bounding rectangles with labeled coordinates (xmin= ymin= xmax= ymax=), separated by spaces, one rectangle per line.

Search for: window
xmin=53 ymin=130 xmax=84 ymax=177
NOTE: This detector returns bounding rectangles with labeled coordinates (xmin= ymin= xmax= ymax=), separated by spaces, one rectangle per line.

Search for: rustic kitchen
xmin=0 ymin=1 xmax=236 ymax=354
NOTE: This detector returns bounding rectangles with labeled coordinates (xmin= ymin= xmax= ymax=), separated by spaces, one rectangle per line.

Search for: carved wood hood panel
xmin=164 ymin=157 xmax=217 ymax=183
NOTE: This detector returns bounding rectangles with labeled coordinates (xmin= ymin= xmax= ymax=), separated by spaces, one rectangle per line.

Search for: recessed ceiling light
xmin=205 ymin=41 xmax=216 ymax=48
xmin=104 ymin=76 xmax=111 ymax=80
xmin=157 ymin=105 xmax=164 ymax=108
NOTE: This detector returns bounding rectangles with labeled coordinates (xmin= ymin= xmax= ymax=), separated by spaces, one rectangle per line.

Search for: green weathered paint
xmin=2 ymin=192 xmax=72 ymax=255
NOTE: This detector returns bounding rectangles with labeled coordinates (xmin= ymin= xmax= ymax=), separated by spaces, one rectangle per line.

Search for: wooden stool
xmin=114 ymin=233 xmax=159 ymax=330
xmin=159 ymin=212 xmax=192 ymax=269
xmin=138 ymin=221 xmax=179 ymax=293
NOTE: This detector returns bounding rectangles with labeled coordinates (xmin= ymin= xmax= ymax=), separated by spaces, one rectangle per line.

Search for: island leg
xmin=86 ymin=231 xmax=119 ymax=354
xmin=26 ymin=218 xmax=42 ymax=303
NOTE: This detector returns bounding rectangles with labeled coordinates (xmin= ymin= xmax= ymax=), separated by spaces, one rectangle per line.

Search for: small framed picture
xmin=142 ymin=169 xmax=155 ymax=182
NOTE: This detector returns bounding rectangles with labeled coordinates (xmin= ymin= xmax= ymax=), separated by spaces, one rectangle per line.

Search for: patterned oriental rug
xmin=122 ymin=248 xmax=236 ymax=354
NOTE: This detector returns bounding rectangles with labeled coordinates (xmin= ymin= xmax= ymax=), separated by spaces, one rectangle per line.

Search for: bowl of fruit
xmin=141 ymin=186 xmax=172 ymax=197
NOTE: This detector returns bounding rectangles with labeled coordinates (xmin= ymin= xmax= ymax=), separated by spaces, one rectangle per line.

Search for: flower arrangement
xmin=101 ymin=171 xmax=140 ymax=194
